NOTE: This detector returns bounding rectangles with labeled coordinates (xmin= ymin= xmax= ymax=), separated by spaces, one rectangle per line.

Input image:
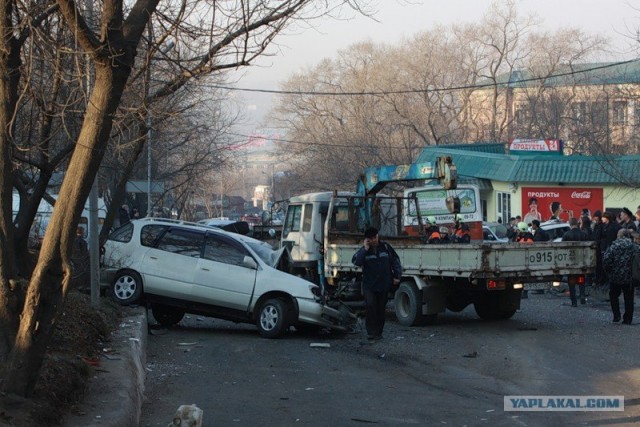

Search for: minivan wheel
xmin=151 ymin=304 xmax=185 ymax=327
xmin=257 ymin=298 xmax=290 ymax=338
xmin=111 ymin=270 xmax=143 ymax=305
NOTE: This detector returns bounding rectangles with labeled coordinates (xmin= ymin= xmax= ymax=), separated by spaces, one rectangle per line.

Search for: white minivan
xmin=101 ymin=218 xmax=350 ymax=338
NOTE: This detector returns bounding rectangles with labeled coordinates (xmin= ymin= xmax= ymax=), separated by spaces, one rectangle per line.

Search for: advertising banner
xmin=509 ymin=139 xmax=563 ymax=154
xmin=520 ymin=187 xmax=603 ymax=223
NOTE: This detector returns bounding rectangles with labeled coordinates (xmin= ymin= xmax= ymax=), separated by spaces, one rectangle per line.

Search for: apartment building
xmin=467 ymin=61 xmax=640 ymax=154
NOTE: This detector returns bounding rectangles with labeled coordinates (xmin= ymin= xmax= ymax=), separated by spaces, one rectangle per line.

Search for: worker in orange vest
xmin=453 ymin=218 xmax=471 ymax=243
xmin=516 ymin=222 xmax=534 ymax=243
xmin=426 ymin=218 xmax=442 ymax=244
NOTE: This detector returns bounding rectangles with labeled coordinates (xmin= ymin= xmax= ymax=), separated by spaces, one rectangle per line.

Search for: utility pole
xmin=146 ymin=23 xmax=153 ymax=217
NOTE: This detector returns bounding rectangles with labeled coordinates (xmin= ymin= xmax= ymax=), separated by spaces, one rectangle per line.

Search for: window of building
xmin=612 ymin=101 xmax=628 ymax=126
xmin=496 ymin=192 xmax=511 ymax=225
xmin=514 ymin=105 xmax=529 ymax=129
xmin=571 ymin=102 xmax=587 ymax=124
xmin=590 ymin=101 xmax=608 ymax=128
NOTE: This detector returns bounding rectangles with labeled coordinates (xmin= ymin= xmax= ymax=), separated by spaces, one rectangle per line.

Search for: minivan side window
xmin=283 ymin=204 xmax=302 ymax=237
xmin=203 ymin=235 xmax=247 ymax=266
xmin=108 ymin=222 xmax=134 ymax=242
xmin=155 ymin=229 xmax=204 ymax=257
xmin=141 ymin=225 xmax=170 ymax=247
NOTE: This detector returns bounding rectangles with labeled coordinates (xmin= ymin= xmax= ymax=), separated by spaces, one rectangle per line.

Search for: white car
xmin=101 ymin=218 xmax=349 ymax=338
xmin=482 ymin=222 xmax=510 ymax=242
xmin=539 ymin=220 xmax=571 ymax=242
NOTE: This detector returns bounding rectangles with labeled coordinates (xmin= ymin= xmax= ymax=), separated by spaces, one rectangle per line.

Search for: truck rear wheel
xmin=394 ymin=282 xmax=428 ymax=326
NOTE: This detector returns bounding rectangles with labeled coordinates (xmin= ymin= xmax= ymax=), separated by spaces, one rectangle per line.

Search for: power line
xmin=227 ymin=131 xmax=419 ymax=150
xmin=194 ymin=59 xmax=640 ymax=96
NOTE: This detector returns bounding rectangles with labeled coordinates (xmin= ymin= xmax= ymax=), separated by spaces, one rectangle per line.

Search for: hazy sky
xmin=231 ymin=0 xmax=639 ymax=135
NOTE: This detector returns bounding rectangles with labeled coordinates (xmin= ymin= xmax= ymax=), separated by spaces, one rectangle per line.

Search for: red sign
xmin=509 ymin=139 xmax=562 ymax=152
xmin=520 ymin=187 xmax=603 ymax=223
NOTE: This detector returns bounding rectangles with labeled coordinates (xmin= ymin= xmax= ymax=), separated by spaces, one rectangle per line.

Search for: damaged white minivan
xmin=101 ymin=218 xmax=351 ymax=338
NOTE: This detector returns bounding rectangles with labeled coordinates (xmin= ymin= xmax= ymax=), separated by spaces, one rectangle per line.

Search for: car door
xmin=282 ymin=203 xmax=316 ymax=262
xmin=139 ymin=228 xmax=203 ymax=299
xmin=192 ymin=233 xmax=258 ymax=312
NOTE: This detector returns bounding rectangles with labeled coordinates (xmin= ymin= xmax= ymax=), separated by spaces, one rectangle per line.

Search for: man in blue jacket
xmin=352 ymin=227 xmax=402 ymax=341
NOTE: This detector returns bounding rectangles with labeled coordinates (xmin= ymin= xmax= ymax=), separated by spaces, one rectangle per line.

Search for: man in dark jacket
xmin=352 ymin=227 xmax=402 ymax=341
xmin=562 ymin=218 xmax=587 ymax=306
xmin=592 ymin=210 xmax=605 ymax=286
xmin=620 ymin=207 xmax=637 ymax=232
xmin=603 ymin=229 xmax=638 ymax=324
xmin=531 ymin=220 xmax=549 ymax=242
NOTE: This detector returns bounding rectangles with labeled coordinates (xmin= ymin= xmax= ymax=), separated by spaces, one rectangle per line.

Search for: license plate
xmin=524 ymin=282 xmax=550 ymax=290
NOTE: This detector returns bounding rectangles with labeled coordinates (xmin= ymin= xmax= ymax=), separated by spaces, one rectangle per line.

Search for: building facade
xmin=467 ymin=62 xmax=640 ymax=155
xmin=418 ymin=143 xmax=640 ymax=224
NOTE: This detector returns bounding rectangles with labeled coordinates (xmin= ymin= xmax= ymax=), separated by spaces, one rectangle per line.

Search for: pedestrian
xmin=453 ymin=219 xmax=471 ymax=243
xmin=600 ymin=211 xmax=621 ymax=254
xmin=119 ymin=204 xmax=130 ymax=226
xmin=635 ymin=207 xmax=640 ymax=229
xmin=439 ymin=226 xmax=452 ymax=243
xmin=603 ymin=229 xmax=638 ymax=324
xmin=619 ymin=207 xmax=637 ymax=231
xmin=580 ymin=216 xmax=593 ymax=240
xmin=422 ymin=217 xmax=439 ymax=243
xmin=531 ymin=219 xmax=549 ymax=242
xmin=592 ymin=210 xmax=605 ymax=286
xmin=72 ymin=226 xmax=90 ymax=292
xmin=562 ymin=218 xmax=587 ymax=306
xmin=515 ymin=222 xmax=533 ymax=243
xmin=131 ymin=208 xmax=140 ymax=219
xmin=506 ymin=217 xmax=518 ymax=240
xmin=352 ymin=227 xmax=402 ymax=341
xmin=580 ymin=216 xmax=595 ymax=297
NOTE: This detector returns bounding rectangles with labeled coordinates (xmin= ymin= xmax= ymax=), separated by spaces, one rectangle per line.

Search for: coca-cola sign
xmin=571 ymin=191 xmax=592 ymax=199
xmin=520 ymin=187 xmax=603 ymax=222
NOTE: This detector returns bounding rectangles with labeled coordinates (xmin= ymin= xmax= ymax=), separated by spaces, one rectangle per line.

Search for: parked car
xmin=101 ymin=218 xmax=350 ymax=338
xmin=539 ymin=219 xmax=570 ymax=242
xmin=482 ymin=222 xmax=510 ymax=242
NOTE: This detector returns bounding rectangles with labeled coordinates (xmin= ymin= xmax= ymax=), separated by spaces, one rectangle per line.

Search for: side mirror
xmin=242 ymin=256 xmax=258 ymax=270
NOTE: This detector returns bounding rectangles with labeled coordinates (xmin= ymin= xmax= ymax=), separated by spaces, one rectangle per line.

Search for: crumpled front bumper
xmin=296 ymin=298 xmax=355 ymax=331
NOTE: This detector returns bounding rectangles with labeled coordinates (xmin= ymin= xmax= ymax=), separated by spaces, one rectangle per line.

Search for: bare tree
xmin=0 ymin=0 xmax=370 ymax=397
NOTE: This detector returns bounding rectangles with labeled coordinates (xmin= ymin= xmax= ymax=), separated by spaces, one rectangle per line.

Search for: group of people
xmin=593 ymin=208 xmax=640 ymax=325
xmin=423 ymin=217 xmax=471 ymax=244
xmin=118 ymin=204 xmax=141 ymax=226
xmin=510 ymin=206 xmax=640 ymax=324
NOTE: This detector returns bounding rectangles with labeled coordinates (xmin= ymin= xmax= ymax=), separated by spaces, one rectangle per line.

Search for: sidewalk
xmin=63 ymin=306 xmax=147 ymax=427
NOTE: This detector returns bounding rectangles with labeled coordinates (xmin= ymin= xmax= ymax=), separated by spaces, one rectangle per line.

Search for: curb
xmin=63 ymin=305 xmax=148 ymax=427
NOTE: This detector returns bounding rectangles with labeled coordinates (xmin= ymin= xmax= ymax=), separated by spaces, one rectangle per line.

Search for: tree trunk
xmin=2 ymin=64 xmax=131 ymax=396
xmin=0 ymin=0 xmax=21 ymax=363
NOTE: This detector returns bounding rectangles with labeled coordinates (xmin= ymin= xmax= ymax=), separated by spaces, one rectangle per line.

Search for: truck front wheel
xmin=394 ymin=282 xmax=431 ymax=326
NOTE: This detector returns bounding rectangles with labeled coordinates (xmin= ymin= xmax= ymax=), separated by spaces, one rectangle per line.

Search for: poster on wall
xmin=520 ymin=187 xmax=604 ymax=223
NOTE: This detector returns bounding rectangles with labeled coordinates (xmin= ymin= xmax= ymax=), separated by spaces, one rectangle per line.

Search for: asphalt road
xmin=140 ymin=290 xmax=640 ymax=426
